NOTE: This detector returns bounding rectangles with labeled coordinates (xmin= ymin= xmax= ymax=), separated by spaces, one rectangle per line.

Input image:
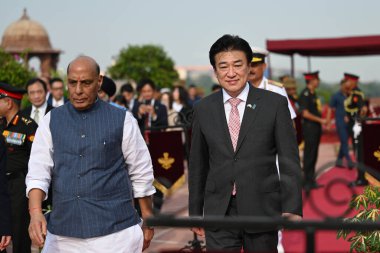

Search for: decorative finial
xmin=21 ymin=8 xmax=29 ymax=20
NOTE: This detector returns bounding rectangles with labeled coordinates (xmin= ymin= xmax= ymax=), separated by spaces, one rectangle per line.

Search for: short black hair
xmin=26 ymin=78 xmax=47 ymax=92
xmin=120 ymin=83 xmax=134 ymax=93
xmin=137 ymin=78 xmax=155 ymax=92
xmin=188 ymin=84 xmax=197 ymax=89
xmin=50 ymin=77 xmax=64 ymax=85
xmin=209 ymin=34 xmax=253 ymax=70
xmin=211 ymin=84 xmax=221 ymax=92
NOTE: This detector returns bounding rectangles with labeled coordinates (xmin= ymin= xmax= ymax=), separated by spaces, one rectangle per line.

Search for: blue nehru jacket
xmin=48 ymin=100 xmax=140 ymax=238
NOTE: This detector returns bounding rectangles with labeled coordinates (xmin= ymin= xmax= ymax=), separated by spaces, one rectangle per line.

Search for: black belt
xmin=5 ymin=172 xmax=25 ymax=180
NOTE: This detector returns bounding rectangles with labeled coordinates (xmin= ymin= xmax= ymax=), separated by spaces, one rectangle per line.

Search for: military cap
xmin=303 ymin=71 xmax=320 ymax=81
xmin=344 ymin=73 xmax=359 ymax=81
xmin=0 ymin=82 xmax=26 ymax=100
xmin=251 ymin=46 xmax=269 ymax=64
xmin=283 ymin=77 xmax=297 ymax=89
xmin=100 ymin=75 xmax=116 ymax=97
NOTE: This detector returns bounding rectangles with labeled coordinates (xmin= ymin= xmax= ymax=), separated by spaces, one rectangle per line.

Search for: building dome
xmin=1 ymin=9 xmax=53 ymax=52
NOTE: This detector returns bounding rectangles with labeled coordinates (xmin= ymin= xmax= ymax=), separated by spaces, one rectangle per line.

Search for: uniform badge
xmin=21 ymin=117 xmax=33 ymax=125
xmin=28 ymin=135 xmax=35 ymax=142
xmin=3 ymin=130 xmax=26 ymax=145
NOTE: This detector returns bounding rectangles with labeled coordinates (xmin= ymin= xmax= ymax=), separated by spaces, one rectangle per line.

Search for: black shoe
xmin=335 ymin=160 xmax=344 ymax=168
xmin=348 ymin=180 xmax=369 ymax=187
xmin=347 ymin=161 xmax=356 ymax=169
xmin=304 ymin=182 xmax=324 ymax=191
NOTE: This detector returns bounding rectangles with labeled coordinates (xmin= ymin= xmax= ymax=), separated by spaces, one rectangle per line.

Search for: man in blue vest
xmin=26 ymin=56 xmax=156 ymax=252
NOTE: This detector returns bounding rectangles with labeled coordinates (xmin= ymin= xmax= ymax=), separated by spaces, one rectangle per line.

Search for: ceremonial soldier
xmin=298 ymin=71 xmax=327 ymax=190
xmin=0 ymin=82 xmax=37 ymax=253
xmin=284 ymin=77 xmax=303 ymax=145
xmin=248 ymin=46 xmax=296 ymax=120
xmin=344 ymin=73 xmax=368 ymax=186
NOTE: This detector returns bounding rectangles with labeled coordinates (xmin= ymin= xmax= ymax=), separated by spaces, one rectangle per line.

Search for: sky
xmin=1 ymin=0 xmax=380 ymax=82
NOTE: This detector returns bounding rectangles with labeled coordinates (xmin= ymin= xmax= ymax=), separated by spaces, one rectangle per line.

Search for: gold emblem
xmin=374 ymin=147 xmax=380 ymax=161
xmin=158 ymin=152 xmax=175 ymax=170
xmin=21 ymin=117 xmax=33 ymax=125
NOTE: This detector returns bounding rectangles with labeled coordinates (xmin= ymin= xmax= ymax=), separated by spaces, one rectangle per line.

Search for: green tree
xmin=108 ymin=44 xmax=179 ymax=88
xmin=0 ymin=49 xmax=35 ymax=88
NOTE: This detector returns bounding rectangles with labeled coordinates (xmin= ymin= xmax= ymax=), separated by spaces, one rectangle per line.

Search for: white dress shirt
xmin=31 ymin=102 xmax=48 ymax=125
xmin=26 ymin=110 xmax=156 ymax=200
xmin=258 ymin=77 xmax=296 ymax=119
xmin=222 ymin=83 xmax=249 ymax=124
xmin=52 ymin=97 xmax=65 ymax=107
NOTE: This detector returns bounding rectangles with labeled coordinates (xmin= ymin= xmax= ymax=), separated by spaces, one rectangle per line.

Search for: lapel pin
xmin=247 ymin=104 xmax=256 ymax=110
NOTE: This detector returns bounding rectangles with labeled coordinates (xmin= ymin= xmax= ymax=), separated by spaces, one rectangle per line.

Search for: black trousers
xmin=348 ymin=120 xmax=366 ymax=181
xmin=205 ymin=197 xmax=278 ymax=253
xmin=6 ymin=175 xmax=31 ymax=253
xmin=302 ymin=122 xmax=322 ymax=185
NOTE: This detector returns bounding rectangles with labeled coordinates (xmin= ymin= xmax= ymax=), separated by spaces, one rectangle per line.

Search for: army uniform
xmin=299 ymin=86 xmax=322 ymax=187
xmin=344 ymin=73 xmax=367 ymax=185
xmin=0 ymin=83 xmax=38 ymax=253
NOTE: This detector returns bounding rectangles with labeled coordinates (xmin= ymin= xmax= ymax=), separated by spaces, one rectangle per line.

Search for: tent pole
xmin=307 ymin=56 xmax=311 ymax=71
xmin=291 ymin=54 xmax=295 ymax=77
xmin=267 ymin=54 xmax=272 ymax=79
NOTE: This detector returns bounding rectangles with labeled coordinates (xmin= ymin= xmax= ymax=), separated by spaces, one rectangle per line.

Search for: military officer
xmin=0 ymin=82 xmax=38 ymax=253
xmin=248 ymin=46 xmax=296 ymax=119
xmin=298 ymin=71 xmax=327 ymax=190
xmin=344 ymin=73 xmax=368 ymax=186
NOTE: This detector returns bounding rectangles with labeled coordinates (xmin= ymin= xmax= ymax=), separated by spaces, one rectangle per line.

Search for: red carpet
xmin=282 ymin=167 xmax=364 ymax=253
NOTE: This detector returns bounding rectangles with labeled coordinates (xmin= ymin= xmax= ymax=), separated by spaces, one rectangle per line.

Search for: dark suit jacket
xmin=188 ymin=86 xmax=302 ymax=232
xmin=47 ymin=94 xmax=69 ymax=107
xmin=0 ymin=136 xmax=12 ymax=236
xmin=132 ymin=100 xmax=168 ymax=133
xmin=21 ymin=103 xmax=54 ymax=121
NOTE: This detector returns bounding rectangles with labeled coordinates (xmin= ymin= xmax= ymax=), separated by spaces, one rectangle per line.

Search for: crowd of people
xmin=0 ymin=33 xmax=370 ymax=253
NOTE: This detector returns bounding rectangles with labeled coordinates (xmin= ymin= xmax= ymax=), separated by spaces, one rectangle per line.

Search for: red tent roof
xmin=266 ymin=35 xmax=380 ymax=57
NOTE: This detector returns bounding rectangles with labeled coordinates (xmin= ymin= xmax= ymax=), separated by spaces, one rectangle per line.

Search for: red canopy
xmin=266 ymin=35 xmax=380 ymax=57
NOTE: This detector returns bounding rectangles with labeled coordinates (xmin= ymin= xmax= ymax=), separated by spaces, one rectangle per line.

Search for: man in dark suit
xmin=132 ymin=78 xmax=168 ymax=135
xmin=188 ymin=35 xmax=302 ymax=252
xmin=47 ymin=78 xmax=68 ymax=107
xmin=0 ymin=136 xmax=12 ymax=252
xmin=22 ymin=78 xmax=54 ymax=125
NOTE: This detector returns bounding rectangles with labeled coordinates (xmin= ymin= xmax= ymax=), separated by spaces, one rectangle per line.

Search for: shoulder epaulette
xmin=268 ymin=80 xmax=283 ymax=88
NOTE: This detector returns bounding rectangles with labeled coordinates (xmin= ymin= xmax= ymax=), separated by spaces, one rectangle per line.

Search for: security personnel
xmin=284 ymin=78 xmax=303 ymax=145
xmin=298 ymin=71 xmax=327 ymax=190
xmin=0 ymin=82 xmax=37 ymax=253
xmin=0 ymin=136 xmax=12 ymax=251
xmin=344 ymin=73 xmax=368 ymax=186
xmin=248 ymin=46 xmax=296 ymax=120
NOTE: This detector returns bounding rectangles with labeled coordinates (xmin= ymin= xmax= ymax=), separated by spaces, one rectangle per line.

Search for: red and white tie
xmin=228 ymin=97 xmax=242 ymax=151
xmin=228 ymin=97 xmax=241 ymax=196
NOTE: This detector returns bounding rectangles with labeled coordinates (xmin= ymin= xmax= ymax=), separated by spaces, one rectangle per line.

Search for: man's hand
xmin=28 ymin=211 xmax=47 ymax=248
xmin=191 ymin=227 xmax=205 ymax=237
xmin=0 ymin=236 xmax=11 ymax=251
xmin=282 ymin=213 xmax=302 ymax=222
xmin=138 ymin=105 xmax=148 ymax=116
xmin=141 ymin=226 xmax=154 ymax=251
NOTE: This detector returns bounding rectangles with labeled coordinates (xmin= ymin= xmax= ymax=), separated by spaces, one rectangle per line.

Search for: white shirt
xmin=52 ymin=97 xmax=65 ymax=107
xmin=26 ymin=110 xmax=156 ymax=200
xmin=258 ymin=77 xmax=297 ymax=119
xmin=222 ymin=83 xmax=249 ymax=124
xmin=172 ymin=101 xmax=183 ymax=113
xmin=31 ymin=101 xmax=48 ymax=125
